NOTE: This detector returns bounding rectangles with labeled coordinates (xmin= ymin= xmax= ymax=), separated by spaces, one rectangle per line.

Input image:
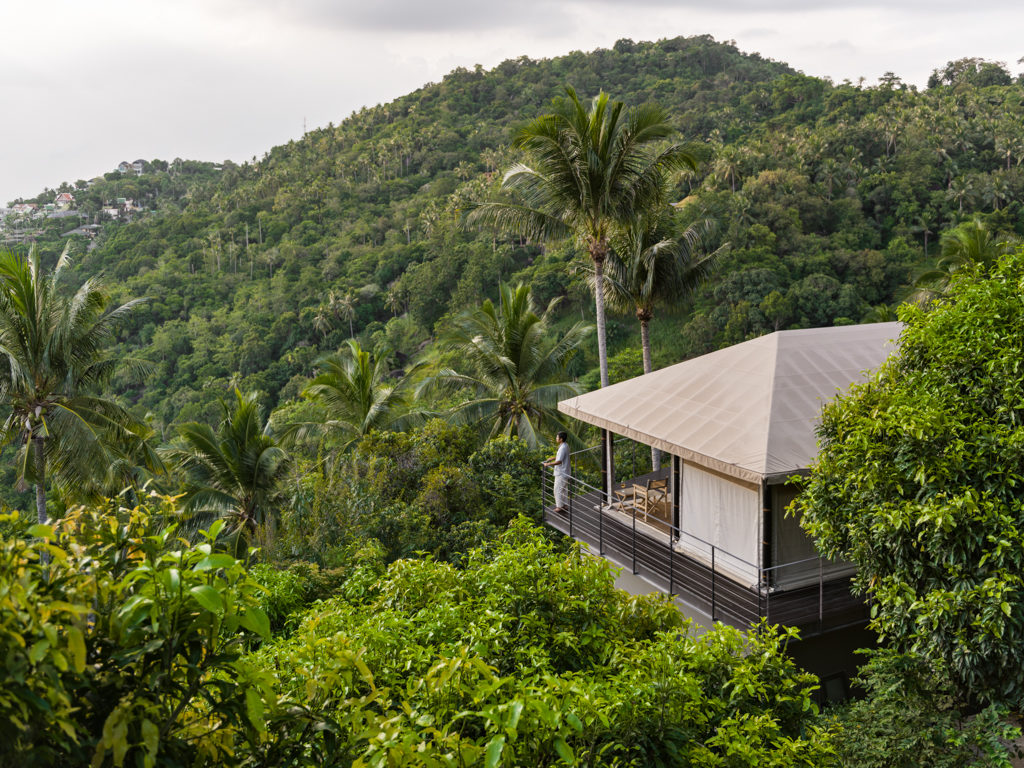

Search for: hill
xmin=6 ymin=36 xmax=1024 ymax=432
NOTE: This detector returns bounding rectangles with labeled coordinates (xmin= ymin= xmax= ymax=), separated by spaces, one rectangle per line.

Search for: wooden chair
xmin=635 ymin=477 xmax=669 ymax=522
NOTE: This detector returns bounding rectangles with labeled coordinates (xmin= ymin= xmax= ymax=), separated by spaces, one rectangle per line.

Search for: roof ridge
xmin=760 ymin=331 xmax=782 ymax=477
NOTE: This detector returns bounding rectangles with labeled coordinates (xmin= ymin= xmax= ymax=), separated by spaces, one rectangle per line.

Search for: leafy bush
xmin=798 ymin=249 xmax=1024 ymax=707
xmin=0 ymin=496 xmax=272 ymax=767
xmin=255 ymin=518 xmax=839 ymax=766
xmin=831 ymin=650 xmax=1021 ymax=768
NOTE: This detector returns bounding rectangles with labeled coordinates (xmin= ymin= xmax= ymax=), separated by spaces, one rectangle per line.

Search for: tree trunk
xmin=639 ymin=316 xmax=653 ymax=375
xmin=591 ymin=243 xmax=613 ymax=497
xmin=591 ymin=250 xmax=610 ymax=389
xmin=33 ymin=436 xmax=47 ymax=525
xmin=639 ymin=315 xmax=660 ymax=471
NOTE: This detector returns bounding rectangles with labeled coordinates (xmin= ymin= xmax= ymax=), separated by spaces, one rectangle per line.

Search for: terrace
xmin=542 ymin=442 xmax=867 ymax=637
xmin=542 ymin=323 xmax=903 ymax=638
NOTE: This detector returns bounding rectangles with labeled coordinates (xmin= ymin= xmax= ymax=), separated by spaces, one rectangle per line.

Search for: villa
xmin=545 ymin=322 xmax=901 ymax=638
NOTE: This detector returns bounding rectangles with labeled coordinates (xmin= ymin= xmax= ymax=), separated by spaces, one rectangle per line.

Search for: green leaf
xmin=28 ymin=639 xmax=49 ymax=663
xmin=27 ymin=524 xmax=54 ymax=538
xmin=206 ymin=519 xmax=226 ymax=540
xmin=507 ymin=700 xmax=524 ymax=730
xmin=485 ymin=735 xmax=505 ymax=768
xmin=245 ymin=687 xmax=266 ymax=732
xmin=140 ymin=719 xmax=159 ymax=762
xmin=189 ymin=584 xmax=224 ymax=613
xmin=553 ymin=736 xmax=574 ymax=765
xmin=1002 ymin=601 xmax=1012 ymax=617
xmin=66 ymin=625 xmax=86 ymax=673
xmin=238 ymin=606 xmax=271 ymax=638
xmin=194 ymin=553 xmax=236 ymax=572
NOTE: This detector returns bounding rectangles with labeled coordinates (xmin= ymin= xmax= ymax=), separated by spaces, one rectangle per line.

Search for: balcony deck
xmin=544 ymin=473 xmax=867 ymax=638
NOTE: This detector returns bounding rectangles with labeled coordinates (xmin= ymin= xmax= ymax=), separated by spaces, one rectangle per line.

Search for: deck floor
xmin=545 ymin=484 xmax=867 ymax=637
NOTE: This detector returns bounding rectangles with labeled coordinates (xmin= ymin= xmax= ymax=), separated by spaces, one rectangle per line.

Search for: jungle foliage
xmin=11 ymin=36 xmax=1024 ymax=445
xmin=797 ymin=248 xmax=1024 ymax=708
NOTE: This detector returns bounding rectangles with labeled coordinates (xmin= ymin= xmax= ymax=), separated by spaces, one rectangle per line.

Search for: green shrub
xmin=0 ymin=497 xmax=272 ymax=767
xmin=831 ymin=650 xmax=1021 ymax=768
xmin=250 ymin=563 xmax=307 ymax=633
xmin=255 ymin=518 xmax=839 ymax=766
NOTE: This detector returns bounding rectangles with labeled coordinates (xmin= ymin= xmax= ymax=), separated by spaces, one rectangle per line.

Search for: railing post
xmin=598 ymin=491 xmax=604 ymax=556
xmin=600 ymin=431 xmax=609 ymax=504
xmin=668 ymin=529 xmax=674 ymax=596
xmin=711 ymin=546 xmax=716 ymax=621
xmin=631 ymin=502 xmax=637 ymax=574
xmin=819 ymin=556 xmax=824 ymax=634
xmin=568 ymin=478 xmax=574 ymax=538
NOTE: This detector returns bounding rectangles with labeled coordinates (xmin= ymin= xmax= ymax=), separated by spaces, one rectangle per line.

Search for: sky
xmin=1 ymin=0 xmax=1021 ymax=205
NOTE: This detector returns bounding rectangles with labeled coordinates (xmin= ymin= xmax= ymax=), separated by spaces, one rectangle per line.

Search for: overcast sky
xmin=2 ymin=0 xmax=1021 ymax=205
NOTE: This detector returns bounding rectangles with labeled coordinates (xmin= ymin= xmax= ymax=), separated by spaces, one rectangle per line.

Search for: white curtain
xmin=680 ymin=464 xmax=760 ymax=584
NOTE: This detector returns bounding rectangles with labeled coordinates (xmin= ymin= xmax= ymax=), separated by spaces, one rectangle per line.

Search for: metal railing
xmin=541 ymin=463 xmax=866 ymax=636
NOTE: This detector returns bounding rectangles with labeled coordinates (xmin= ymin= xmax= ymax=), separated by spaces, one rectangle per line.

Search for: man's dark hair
xmin=556 ymin=431 xmax=568 ymax=442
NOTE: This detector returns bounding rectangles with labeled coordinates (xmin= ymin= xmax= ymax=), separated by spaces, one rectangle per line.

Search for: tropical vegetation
xmin=425 ymin=282 xmax=590 ymax=448
xmin=2 ymin=33 xmax=1024 ymax=767
xmin=798 ymin=247 xmax=1024 ymax=708
xmin=0 ymin=247 xmax=148 ymax=522
xmin=160 ymin=389 xmax=290 ymax=547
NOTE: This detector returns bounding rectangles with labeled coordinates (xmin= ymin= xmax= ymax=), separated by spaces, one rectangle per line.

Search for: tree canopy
xmin=797 ymin=248 xmax=1024 ymax=707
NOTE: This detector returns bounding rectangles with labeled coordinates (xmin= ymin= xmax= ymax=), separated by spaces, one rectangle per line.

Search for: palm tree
xmin=912 ymin=217 xmax=1019 ymax=300
xmin=161 ymin=390 xmax=289 ymax=545
xmin=291 ymin=339 xmax=423 ymax=456
xmin=605 ymin=211 xmax=725 ymax=376
xmin=0 ymin=247 xmax=148 ymax=524
xmin=595 ymin=211 xmax=725 ymax=469
xmin=423 ymin=282 xmax=591 ymax=449
xmin=330 ymin=290 xmax=357 ymax=338
xmin=471 ymin=87 xmax=696 ymax=391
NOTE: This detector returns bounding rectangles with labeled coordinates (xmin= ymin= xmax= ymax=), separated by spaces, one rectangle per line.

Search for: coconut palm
xmin=594 ymin=211 xmax=725 ymax=469
xmin=471 ymin=87 xmax=696 ymax=391
xmin=0 ymin=247 xmax=148 ymax=524
xmin=424 ymin=282 xmax=591 ymax=449
xmin=912 ymin=217 xmax=1019 ymax=300
xmin=604 ymin=211 xmax=725 ymax=377
xmin=161 ymin=389 xmax=289 ymax=545
xmin=292 ymin=339 xmax=424 ymax=456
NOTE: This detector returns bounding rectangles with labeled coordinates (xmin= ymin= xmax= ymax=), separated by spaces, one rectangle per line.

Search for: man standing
xmin=543 ymin=431 xmax=570 ymax=514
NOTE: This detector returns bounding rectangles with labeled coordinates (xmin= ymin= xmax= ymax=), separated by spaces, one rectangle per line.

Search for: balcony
xmin=542 ymin=443 xmax=867 ymax=638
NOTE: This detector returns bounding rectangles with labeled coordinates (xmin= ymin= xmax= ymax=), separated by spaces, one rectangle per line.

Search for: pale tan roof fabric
xmin=558 ymin=322 xmax=901 ymax=485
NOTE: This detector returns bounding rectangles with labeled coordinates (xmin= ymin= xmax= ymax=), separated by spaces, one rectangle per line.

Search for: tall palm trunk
xmin=638 ymin=312 xmax=660 ymax=471
xmin=591 ymin=248 xmax=610 ymax=389
xmin=591 ymin=242 xmax=613 ymax=497
xmin=32 ymin=435 xmax=46 ymax=525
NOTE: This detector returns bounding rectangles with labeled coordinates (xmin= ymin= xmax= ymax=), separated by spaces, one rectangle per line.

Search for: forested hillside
xmin=11 ymin=35 xmax=1024 ymax=433
xmin=5 ymin=34 xmax=1024 ymax=765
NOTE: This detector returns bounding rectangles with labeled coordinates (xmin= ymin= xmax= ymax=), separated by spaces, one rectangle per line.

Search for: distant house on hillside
xmin=117 ymin=160 xmax=131 ymax=174
xmin=54 ymin=192 xmax=75 ymax=209
xmin=131 ymin=159 xmax=146 ymax=175
xmin=545 ymin=322 xmax=901 ymax=639
xmin=11 ymin=203 xmax=37 ymax=215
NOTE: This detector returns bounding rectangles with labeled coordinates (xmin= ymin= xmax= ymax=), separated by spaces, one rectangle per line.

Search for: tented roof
xmin=558 ymin=322 xmax=901 ymax=485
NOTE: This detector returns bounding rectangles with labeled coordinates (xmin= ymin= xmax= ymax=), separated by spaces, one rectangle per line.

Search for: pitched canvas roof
xmin=558 ymin=322 xmax=901 ymax=485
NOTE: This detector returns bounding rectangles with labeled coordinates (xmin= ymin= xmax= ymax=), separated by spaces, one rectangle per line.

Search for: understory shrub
xmin=254 ymin=518 xmax=839 ymax=766
xmin=0 ymin=496 xmax=272 ymax=767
